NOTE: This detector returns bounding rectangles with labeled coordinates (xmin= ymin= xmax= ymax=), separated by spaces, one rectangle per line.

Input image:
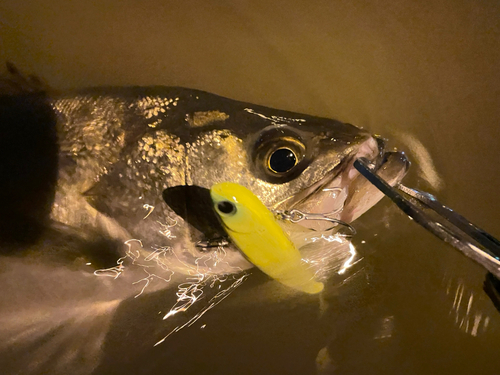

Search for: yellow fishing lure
xmin=210 ymin=182 xmax=324 ymax=294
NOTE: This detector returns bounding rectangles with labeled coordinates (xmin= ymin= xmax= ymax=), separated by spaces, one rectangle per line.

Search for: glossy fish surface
xmin=50 ymin=86 xmax=409 ymax=273
xmin=0 ymin=81 xmax=409 ymax=374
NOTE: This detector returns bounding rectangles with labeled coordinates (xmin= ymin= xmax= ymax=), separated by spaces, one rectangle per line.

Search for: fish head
xmin=64 ymin=88 xmax=408 ymax=273
xmin=177 ymin=100 xmax=409 ymax=231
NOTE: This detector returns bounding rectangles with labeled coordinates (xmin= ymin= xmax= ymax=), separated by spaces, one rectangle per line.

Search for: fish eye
xmin=217 ymin=200 xmax=236 ymax=215
xmin=268 ymin=148 xmax=297 ymax=173
xmin=252 ymin=127 xmax=309 ymax=183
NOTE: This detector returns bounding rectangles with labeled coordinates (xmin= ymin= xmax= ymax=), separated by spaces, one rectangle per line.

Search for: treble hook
xmin=274 ymin=209 xmax=356 ymax=237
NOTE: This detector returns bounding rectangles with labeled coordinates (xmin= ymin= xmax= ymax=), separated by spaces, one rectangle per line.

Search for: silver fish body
xmin=0 ymin=83 xmax=409 ymax=375
xmin=49 ymin=86 xmax=409 ymax=273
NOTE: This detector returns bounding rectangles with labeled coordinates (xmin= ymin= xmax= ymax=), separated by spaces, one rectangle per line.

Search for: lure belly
xmin=210 ymin=182 xmax=324 ymax=294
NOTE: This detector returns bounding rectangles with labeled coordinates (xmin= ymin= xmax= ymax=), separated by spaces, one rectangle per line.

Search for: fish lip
xmin=276 ymin=136 xmax=408 ymax=224
xmin=339 ymin=150 xmax=410 ymax=223
xmin=274 ymin=136 xmax=384 ymax=212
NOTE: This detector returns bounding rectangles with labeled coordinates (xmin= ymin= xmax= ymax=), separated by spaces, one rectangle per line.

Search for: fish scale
xmin=44 ymin=86 xmax=407 ymax=274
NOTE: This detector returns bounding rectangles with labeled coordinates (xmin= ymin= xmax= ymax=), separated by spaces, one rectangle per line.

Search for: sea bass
xmin=48 ymin=86 xmax=409 ymax=274
xmin=0 ymin=74 xmax=409 ymax=374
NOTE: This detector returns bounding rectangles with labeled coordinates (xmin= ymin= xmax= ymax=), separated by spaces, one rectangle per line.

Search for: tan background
xmin=1 ymin=0 xmax=500 ymax=373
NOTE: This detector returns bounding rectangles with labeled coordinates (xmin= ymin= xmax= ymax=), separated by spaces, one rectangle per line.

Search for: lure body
xmin=211 ymin=182 xmax=324 ymax=294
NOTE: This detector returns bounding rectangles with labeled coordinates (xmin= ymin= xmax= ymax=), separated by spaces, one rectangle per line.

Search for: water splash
xmin=94 ymin=232 xmax=249 ymax=345
xmin=282 ymin=220 xmax=361 ymax=283
xmin=155 ymin=273 xmax=248 ymax=346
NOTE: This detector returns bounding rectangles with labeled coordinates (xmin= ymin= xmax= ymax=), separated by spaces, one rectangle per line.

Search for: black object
xmin=484 ymin=272 xmax=500 ymax=313
xmin=354 ymin=158 xmax=500 ymax=278
xmin=162 ymin=185 xmax=228 ymax=240
xmin=0 ymin=93 xmax=58 ymax=248
xmin=269 ymin=147 xmax=297 ymax=173
xmin=217 ymin=201 xmax=236 ymax=215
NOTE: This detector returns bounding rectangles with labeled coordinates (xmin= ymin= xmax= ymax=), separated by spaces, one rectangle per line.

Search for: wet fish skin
xmin=0 ymin=69 xmax=409 ymax=375
xmin=50 ymin=86 xmax=385 ymax=271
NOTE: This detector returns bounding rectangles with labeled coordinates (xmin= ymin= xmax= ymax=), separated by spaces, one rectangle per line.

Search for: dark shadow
xmin=0 ymin=91 xmax=58 ymax=249
xmin=163 ymin=185 xmax=228 ymax=241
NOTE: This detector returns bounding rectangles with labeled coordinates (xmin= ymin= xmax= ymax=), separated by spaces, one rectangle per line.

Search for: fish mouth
xmin=274 ymin=136 xmax=410 ymax=230
xmin=163 ymin=135 xmax=410 ymax=238
xmin=161 ymin=135 xmax=409 ymax=275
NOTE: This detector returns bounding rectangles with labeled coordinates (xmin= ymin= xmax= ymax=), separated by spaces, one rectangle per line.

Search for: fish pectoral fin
xmin=82 ymin=179 xmax=122 ymax=218
xmin=81 ymin=161 xmax=133 ymax=219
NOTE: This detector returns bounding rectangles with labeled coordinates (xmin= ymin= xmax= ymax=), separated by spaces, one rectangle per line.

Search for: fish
xmin=0 ymin=65 xmax=411 ymax=274
xmin=0 ymin=67 xmax=410 ymax=374
xmin=45 ymin=85 xmax=409 ymax=274
xmin=210 ymin=181 xmax=324 ymax=294
xmin=0 ymin=67 xmax=414 ymax=279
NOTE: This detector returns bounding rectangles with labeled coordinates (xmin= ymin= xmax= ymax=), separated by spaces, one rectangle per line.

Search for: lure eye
xmin=217 ymin=201 xmax=236 ymax=215
xmin=268 ymin=148 xmax=297 ymax=173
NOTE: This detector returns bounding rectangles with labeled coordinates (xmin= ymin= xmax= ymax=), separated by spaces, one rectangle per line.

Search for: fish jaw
xmin=340 ymin=151 xmax=410 ymax=223
xmin=277 ymin=138 xmax=410 ymax=231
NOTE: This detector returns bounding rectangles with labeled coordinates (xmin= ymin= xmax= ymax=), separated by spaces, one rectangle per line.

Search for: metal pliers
xmin=354 ymin=158 xmax=500 ymax=310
